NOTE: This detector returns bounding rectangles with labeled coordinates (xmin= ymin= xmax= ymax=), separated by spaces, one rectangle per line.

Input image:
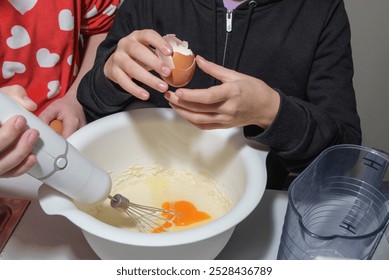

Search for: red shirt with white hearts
xmin=0 ymin=0 xmax=120 ymax=115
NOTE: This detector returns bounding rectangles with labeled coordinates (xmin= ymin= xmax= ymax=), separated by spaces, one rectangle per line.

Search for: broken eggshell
xmin=157 ymin=35 xmax=196 ymax=88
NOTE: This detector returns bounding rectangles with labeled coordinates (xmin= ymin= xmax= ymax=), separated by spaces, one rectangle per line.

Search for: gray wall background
xmin=344 ymin=0 xmax=389 ymax=153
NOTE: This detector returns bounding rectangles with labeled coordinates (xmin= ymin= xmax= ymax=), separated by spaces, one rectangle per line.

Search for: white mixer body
xmin=0 ymin=92 xmax=111 ymax=205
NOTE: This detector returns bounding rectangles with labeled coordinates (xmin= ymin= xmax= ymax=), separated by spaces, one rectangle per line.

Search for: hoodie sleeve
xmin=77 ymin=1 xmax=140 ymax=121
xmin=244 ymin=0 xmax=361 ymax=173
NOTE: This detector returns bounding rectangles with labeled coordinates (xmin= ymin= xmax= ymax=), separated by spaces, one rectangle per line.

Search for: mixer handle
xmin=0 ymin=92 xmax=111 ymax=205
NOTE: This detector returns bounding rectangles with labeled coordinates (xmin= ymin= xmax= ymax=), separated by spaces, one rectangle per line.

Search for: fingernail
xmin=158 ymin=82 xmax=168 ymax=92
xmin=175 ymin=90 xmax=183 ymax=98
xmin=14 ymin=116 xmax=26 ymax=131
xmin=139 ymin=91 xmax=150 ymax=100
xmin=23 ymin=95 xmax=33 ymax=103
xmin=164 ymin=46 xmax=173 ymax=55
xmin=23 ymin=96 xmax=37 ymax=111
xmin=27 ymin=130 xmax=39 ymax=146
xmin=161 ymin=66 xmax=171 ymax=77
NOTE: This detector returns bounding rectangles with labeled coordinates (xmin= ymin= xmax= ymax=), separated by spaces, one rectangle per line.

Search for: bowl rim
xmin=39 ymin=108 xmax=267 ymax=247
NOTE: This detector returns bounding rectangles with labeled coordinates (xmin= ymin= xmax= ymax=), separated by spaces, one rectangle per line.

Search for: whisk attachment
xmin=108 ymin=194 xmax=176 ymax=233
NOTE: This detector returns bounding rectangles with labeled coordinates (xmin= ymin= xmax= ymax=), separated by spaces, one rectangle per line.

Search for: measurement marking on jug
xmin=339 ymin=222 xmax=357 ymax=234
xmin=363 ymin=157 xmax=383 ymax=171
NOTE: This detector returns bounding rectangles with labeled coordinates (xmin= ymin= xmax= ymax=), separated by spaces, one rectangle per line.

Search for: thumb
xmin=14 ymin=95 xmax=38 ymax=112
xmin=2 ymin=85 xmax=38 ymax=112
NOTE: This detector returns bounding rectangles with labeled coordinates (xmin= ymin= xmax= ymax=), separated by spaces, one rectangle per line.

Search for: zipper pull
xmin=226 ymin=10 xmax=232 ymax=32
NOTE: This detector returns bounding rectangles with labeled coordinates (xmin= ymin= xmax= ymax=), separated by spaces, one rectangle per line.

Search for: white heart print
xmin=59 ymin=9 xmax=74 ymax=31
xmin=47 ymin=81 xmax=61 ymax=99
xmin=36 ymin=48 xmax=60 ymax=68
xmin=8 ymin=0 xmax=37 ymax=15
xmin=2 ymin=61 xmax=26 ymax=79
xmin=67 ymin=54 xmax=73 ymax=66
xmin=103 ymin=4 xmax=117 ymax=16
xmin=85 ymin=6 xmax=98 ymax=19
xmin=6 ymin=25 xmax=31 ymax=49
xmin=67 ymin=54 xmax=79 ymax=76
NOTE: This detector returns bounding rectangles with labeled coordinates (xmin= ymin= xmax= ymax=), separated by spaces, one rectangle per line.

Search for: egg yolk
xmin=152 ymin=201 xmax=210 ymax=233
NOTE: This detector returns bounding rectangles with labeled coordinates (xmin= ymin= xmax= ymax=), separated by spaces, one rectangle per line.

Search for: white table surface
xmin=0 ymin=189 xmax=288 ymax=260
xmin=2 ymin=187 xmax=388 ymax=260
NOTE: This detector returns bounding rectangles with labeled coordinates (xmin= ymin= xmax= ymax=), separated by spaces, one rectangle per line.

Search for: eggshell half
xmin=49 ymin=119 xmax=63 ymax=134
xmin=157 ymin=35 xmax=196 ymax=87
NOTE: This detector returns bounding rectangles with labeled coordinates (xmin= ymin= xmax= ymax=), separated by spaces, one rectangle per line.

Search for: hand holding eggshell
xmin=103 ymin=30 xmax=194 ymax=99
xmin=103 ymin=29 xmax=176 ymax=100
xmin=157 ymin=35 xmax=196 ymax=87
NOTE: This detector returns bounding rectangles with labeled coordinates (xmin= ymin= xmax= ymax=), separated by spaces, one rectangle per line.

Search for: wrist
xmin=256 ymin=88 xmax=280 ymax=129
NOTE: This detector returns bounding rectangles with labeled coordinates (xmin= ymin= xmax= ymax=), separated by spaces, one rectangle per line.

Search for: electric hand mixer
xmin=0 ymin=92 xmax=174 ymax=232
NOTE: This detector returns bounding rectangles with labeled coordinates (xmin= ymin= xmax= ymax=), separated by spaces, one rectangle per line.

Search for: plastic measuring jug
xmin=277 ymin=144 xmax=389 ymax=260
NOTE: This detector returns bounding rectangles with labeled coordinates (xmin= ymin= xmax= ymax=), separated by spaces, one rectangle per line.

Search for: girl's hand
xmin=165 ymin=55 xmax=280 ymax=130
xmin=104 ymin=29 xmax=173 ymax=100
xmin=38 ymin=92 xmax=86 ymax=138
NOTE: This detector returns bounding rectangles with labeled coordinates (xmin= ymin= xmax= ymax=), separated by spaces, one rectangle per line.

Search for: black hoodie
xmin=77 ymin=0 xmax=361 ymax=189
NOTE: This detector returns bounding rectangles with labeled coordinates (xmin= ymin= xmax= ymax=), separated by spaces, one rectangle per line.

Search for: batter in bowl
xmin=78 ymin=165 xmax=232 ymax=233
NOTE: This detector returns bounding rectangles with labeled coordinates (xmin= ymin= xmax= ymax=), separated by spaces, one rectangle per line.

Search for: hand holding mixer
xmin=0 ymin=92 xmax=174 ymax=232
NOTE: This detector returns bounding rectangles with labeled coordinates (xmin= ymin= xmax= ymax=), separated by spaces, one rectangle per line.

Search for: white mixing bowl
xmin=38 ymin=108 xmax=268 ymax=259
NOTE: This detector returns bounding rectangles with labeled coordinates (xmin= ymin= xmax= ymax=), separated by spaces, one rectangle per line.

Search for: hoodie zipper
xmin=222 ymin=9 xmax=233 ymax=67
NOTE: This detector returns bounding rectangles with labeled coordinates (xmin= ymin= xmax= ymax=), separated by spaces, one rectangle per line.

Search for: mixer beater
xmin=108 ymin=194 xmax=177 ymax=233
